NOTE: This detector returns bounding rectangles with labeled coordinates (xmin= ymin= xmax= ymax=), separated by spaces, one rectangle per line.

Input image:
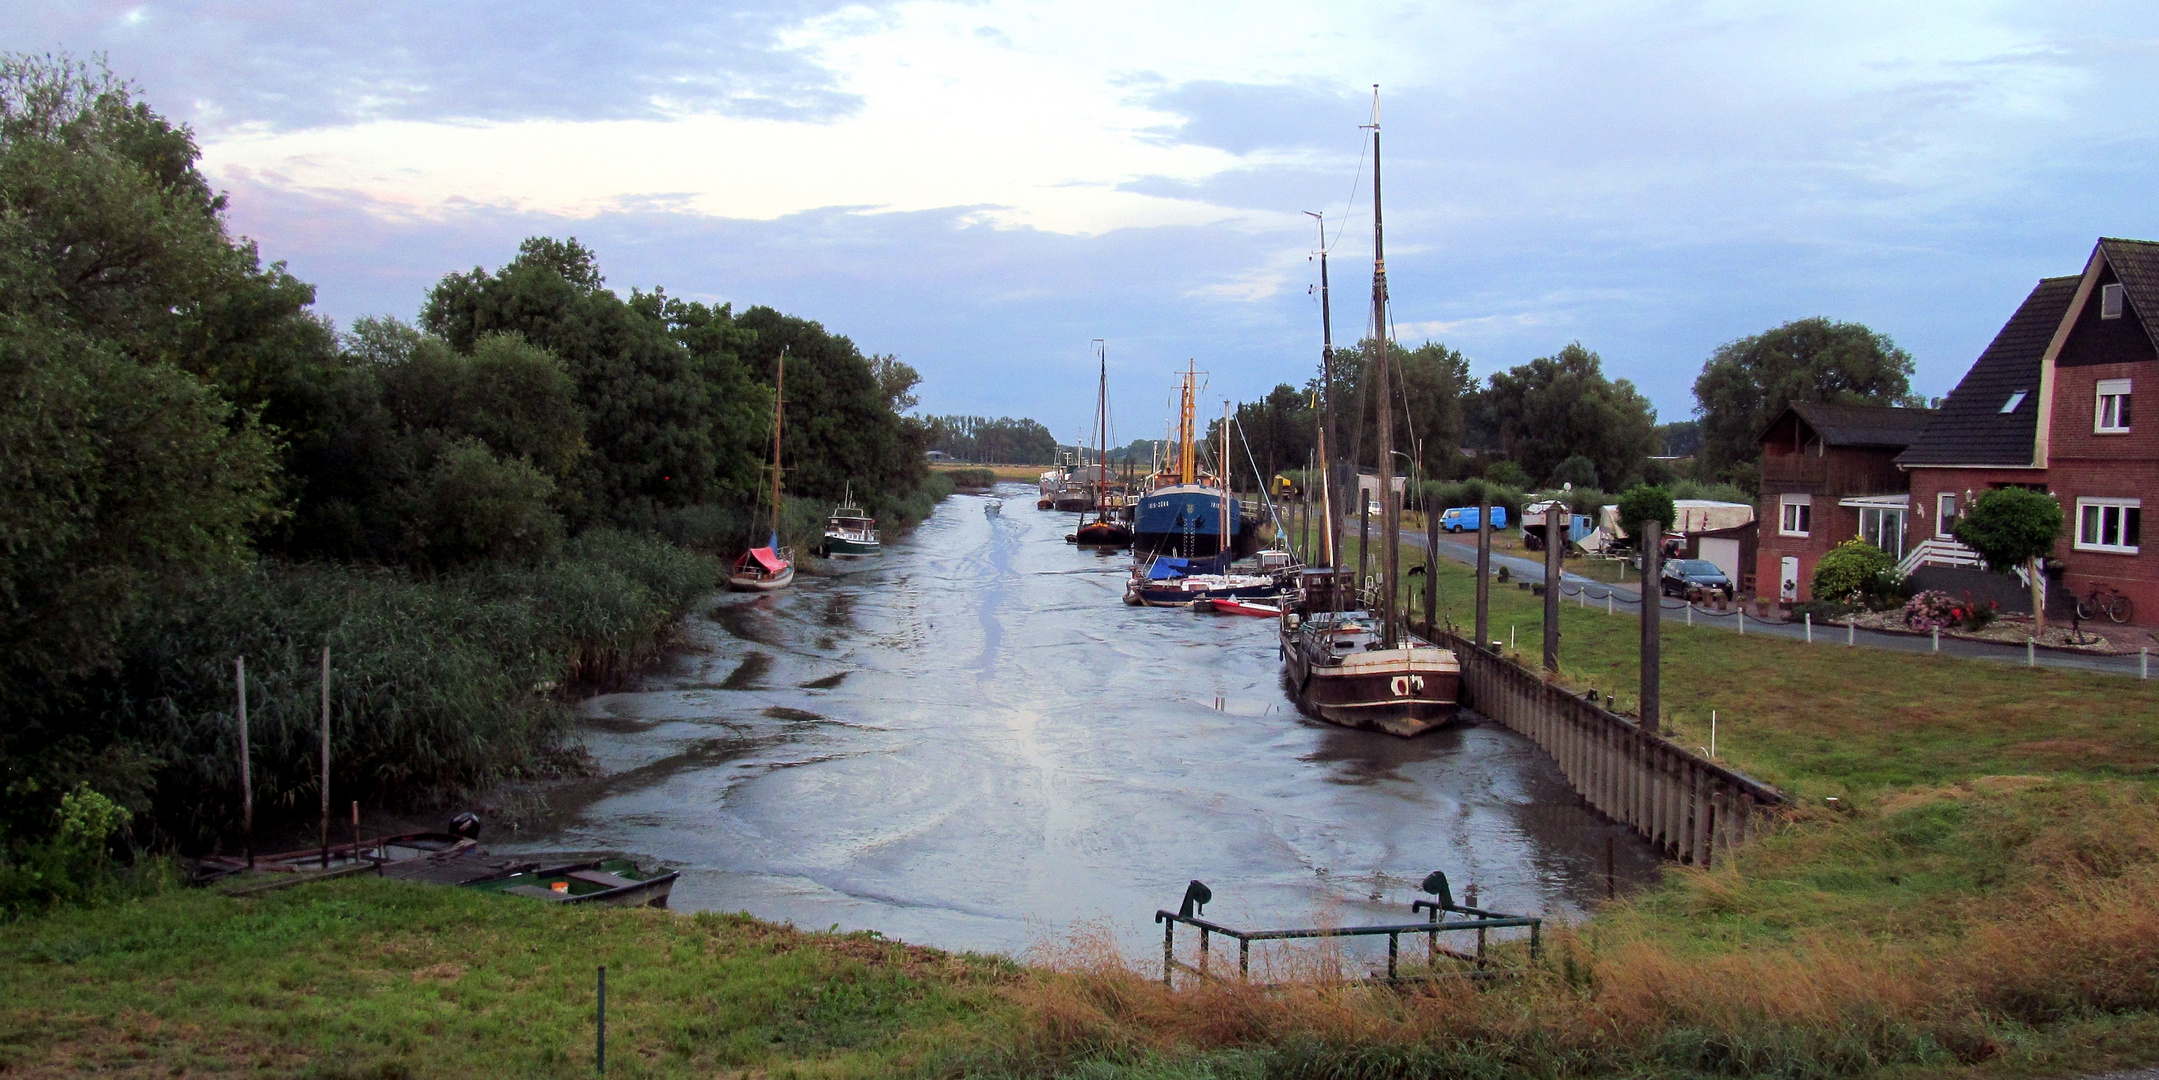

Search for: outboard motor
xmin=449 ymin=811 xmax=482 ymax=840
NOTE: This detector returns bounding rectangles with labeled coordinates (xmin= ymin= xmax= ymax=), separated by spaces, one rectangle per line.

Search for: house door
xmin=1779 ymin=556 xmax=1800 ymax=602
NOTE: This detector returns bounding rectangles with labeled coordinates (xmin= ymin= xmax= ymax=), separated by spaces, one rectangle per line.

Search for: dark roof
xmin=1783 ymin=401 xmax=1935 ymax=448
xmin=1896 ymin=275 xmax=2080 ymax=467
xmin=2100 ymin=237 xmax=2159 ymax=350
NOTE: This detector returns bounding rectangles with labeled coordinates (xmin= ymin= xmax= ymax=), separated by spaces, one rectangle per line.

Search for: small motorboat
xmin=821 ymin=489 xmax=880 ymax=558
xmin=465 ymin=857 xmax=680 ymax=909
xmin=1072 ymin=517 xmax=1135 ymax=547
xmin=985 ymin=497 xmax=1003 ymax=516
xmin=1197 ymin=596 xmax=1283 ymax=617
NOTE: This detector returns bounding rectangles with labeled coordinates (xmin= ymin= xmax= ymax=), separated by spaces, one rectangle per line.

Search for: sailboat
xmin=1279 ymin=89 xmax=1460 ymax=736
xmin=730 ymin=348 xmax=797 ymax=591
xmin=1073 ymin=340 xmax=1134 ymax=547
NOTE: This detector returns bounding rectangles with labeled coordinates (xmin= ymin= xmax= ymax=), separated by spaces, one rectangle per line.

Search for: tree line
xmin=1219 ymin=318 xmax=1915 ymax=499
xmin=0 ymin=56 xmax=937 ymax=900
xmin=925 ymin=415 xmax=1059 ymax=464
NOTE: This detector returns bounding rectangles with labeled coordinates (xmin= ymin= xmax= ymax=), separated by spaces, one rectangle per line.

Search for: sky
xmin=11 ymin=1 xmax=2159 ymax=443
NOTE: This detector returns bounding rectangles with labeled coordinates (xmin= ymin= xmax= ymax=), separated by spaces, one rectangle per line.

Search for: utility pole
xmin=1543 ymin=508 xmax=1563 ymax=674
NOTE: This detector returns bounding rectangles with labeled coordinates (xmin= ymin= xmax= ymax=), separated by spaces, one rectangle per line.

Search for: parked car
xmin=1439 ymin=506 xmax=1509 ymax=533
xmin=1660 ymin=558 xmax=1735 ymax=598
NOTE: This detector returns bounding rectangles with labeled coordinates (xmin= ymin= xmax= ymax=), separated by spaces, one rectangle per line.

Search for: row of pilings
xmin=1421 ymin=623 xmax=1783 ymax=866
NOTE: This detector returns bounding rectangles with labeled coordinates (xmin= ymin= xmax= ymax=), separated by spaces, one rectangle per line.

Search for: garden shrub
xmin=1812 ymin=539 xmax=1900 ymax=603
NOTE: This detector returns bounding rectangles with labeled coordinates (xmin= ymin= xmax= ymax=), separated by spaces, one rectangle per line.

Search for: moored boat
xmin=822 ymin=488 xmax=880 ymax=558
xmin=1197 ymin=596 xmax=1282 ymax=617
xmin=731 ymin=347 xmax=796 ymax=591
xmin=465 ymin=857 xmax=680 ymax=909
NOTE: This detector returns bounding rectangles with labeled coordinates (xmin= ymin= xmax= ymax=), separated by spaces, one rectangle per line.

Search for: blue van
xmin=1439 ymin=506 xmax=1508 ymax=533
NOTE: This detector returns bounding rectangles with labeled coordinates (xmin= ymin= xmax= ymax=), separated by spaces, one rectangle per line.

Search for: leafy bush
xmin=1791 ymin=598 xmax=1855 ymax=622
xmin=945 ymin=468 xmax=996 ymax=489
xmin=1483 ymin=460 xmax=1531 ymax=488
xmin=1812 ymin=539 xmax=1899 ymax=603
xmin=0 ymin=784 xmax=131 ymax=917
xmin=1616 ymin=484 xmax=1677 ymax=533
xmin=1551 ymin=454 xmax=1600 ymax=489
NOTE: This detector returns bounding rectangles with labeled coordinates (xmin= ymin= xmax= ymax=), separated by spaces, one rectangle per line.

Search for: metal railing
xmin=1153 ymin=872 xmax=1541 ymax=985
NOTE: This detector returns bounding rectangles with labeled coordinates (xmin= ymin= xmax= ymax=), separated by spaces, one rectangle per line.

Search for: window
xmin=1779 ymin=494 xmax=1812 ymax=537
xmin=2102 ymin=282 xmax=2125 ymax=320
xmin=2001 ymin=390 xmax=2028 ymax=414
xmin=2076 ymin=497 xmax=2142 ymax=554
xmin=1935 ymin=493 xmax=1959 ymax=538
xmin=2097 ymin=378 xmax=2132 ymax=433
xmin=1858 ymin=508 xmax=1906 ymax=559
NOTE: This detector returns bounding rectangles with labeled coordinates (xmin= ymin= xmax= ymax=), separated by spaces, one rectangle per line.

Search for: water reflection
xmin=503 ymin=483 xmax=1662 ymax=958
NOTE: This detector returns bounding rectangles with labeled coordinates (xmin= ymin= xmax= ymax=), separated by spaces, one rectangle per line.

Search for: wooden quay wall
xmin=1426 ymin=627 xmax=1783 ymax=866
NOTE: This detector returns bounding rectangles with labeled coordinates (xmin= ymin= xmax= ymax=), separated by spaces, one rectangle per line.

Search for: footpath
xmin=1366 ymin=521 xmax=2156 ymax=679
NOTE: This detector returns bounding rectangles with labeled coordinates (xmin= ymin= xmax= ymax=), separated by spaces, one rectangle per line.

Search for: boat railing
xmin=1153 ymin=872 xmax=1541 ymax=986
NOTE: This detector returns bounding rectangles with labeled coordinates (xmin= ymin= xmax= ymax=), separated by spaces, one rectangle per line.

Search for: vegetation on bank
xmin=0 ymin=55 xmax=947 ymax=903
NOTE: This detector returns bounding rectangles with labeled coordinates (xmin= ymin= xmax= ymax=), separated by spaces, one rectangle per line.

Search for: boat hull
xmin=728 ymin=565 xmax=795 ymax=591
xmin=1134 ymin=483 xmax=1254 ymax=557
xmin=822 ymin=535 xmax=881 ymax=557
xmin=1281 ymin=626 xmax=1461 ymax=737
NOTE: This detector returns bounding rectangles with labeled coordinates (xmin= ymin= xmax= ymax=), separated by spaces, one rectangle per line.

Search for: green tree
xmin=1692 ymin=318 xmax=1918 ymax=481
xmin=1326 ymin=338 xmax=1473 ymax=479
xmin=734 ymin=306 xmax=930 ymax=511
xmin=1953 ymin=487 xmax=2064 ymax=635
xmin=422 ymin=238 xmax=762 ymax=524
xmin=1616 ymin=484 xmax=1676 ymax=534
xmin=1551 ymin=455 xmax=1599 ymax=489
xmin=1481 ymin=343 xmax=1658 ymax=489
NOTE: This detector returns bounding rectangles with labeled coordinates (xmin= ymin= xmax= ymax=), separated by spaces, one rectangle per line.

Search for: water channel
xmin=505 ymin=485 xmax=1661 ymax=960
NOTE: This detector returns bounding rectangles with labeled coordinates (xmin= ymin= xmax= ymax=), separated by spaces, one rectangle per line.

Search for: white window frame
xmin=2101 ymin=282 xmax=2125 ymax=320
xmin=2075 ymin=497 xmax=2142 ymax=555
xmin=1779 ymin=494 xmax=1812 ymax=538
xmin=1857 ymin=507 xmax=1907 ymax=559
xmin=1935 ymin=492 xmax=1959 ymax=538
xmin=2096 ymin=378 xmax=2132 ymax=434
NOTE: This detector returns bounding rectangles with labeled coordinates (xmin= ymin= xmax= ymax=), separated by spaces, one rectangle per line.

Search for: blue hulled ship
xmin=1133 ymin=363 xmax=1258 ymax=558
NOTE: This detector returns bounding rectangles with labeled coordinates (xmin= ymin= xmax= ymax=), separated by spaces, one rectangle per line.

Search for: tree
xmin=926 ymin=416 xmax=1058 ymax=464
xmin=1326 ymin=338 xmax=1473 ymax=479
xmin=1953 ymin=487 xmax=2064 ymax=635
xmin=1551 ymin=455 xmax=1599 ymax=489
xmin=734 ymin=306 xmax=930 ymax=509
xmin=1692 ymin=318 xmax=1918 ymax=480
xmin=1616 ymin=484 xmax=1676 ymax=533
xmin=1481 ymin=343 xmax=1658 ymax=489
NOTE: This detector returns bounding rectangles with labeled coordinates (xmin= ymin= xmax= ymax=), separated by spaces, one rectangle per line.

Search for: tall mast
xmin=1094 ymin=339 xmax=1109 ymax=521
xmin=1220 ymin=399 xmax=1232 ymax=555
xmin=1305 ymin=210 xmax=1340 ymax=570
xmin=1178 ymin=362 xmax=1197 ymax=484
xmin=770 ymin=346 xmax=786 ymax=547
xmin=1366 ymin=86 xmax=1399 ymax=648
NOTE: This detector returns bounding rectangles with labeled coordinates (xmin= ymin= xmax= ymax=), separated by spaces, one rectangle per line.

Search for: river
xmin=503 ymin=484 xmax=1661 ymax=959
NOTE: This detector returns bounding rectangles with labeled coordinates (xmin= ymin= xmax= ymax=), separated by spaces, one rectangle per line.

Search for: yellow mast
xmin=1178 ymin=362 xmax=1197 ymax=485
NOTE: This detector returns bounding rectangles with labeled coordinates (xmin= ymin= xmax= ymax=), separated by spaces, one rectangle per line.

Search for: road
xmin=1351 ymin=518 xmax=2156 ymax=679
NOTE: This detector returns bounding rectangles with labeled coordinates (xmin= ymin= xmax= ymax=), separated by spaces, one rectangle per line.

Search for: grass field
xmin=931 ymin=463 xmax=1046 ymax=482
xmin=9 ymin=538 xmax=2159 ymax=1078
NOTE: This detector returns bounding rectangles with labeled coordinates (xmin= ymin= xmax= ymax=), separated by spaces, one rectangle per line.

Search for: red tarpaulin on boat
xmin=740 ymin=547 xmax=786 ymax=573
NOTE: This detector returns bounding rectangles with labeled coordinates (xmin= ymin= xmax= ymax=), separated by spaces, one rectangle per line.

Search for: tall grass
xmin=981 ymin=782 xmax=2159 ymax=1080
xmin=105 ymin=531 xmax=721 ymax=848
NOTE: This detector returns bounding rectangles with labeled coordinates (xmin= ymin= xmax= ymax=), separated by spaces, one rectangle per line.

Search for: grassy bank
xmin=932 ymin=463 xmax=1045 ymax=482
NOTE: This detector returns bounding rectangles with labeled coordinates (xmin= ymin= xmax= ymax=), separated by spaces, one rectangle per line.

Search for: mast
xmin=1304 ymin=210 xmax=1340 ymax=570
xmin=770 ymin=346 xmax=786 ymax=549
xmin=1366 ymin=86 xmax=1399 ymax=648
xmin=1220 ymin=400 xmax=1232 ymax=557
xmin=1178 ymin=362 xmax=1197 ymax=484
xmin=1094 ymin=339 xmax=1109 ymax=522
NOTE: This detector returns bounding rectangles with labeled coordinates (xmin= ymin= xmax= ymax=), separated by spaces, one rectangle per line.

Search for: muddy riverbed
xmin=500 ymin=484 xmax=1661 ymax=959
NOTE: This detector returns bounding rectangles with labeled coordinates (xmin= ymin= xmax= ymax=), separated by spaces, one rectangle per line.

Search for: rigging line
xmin=1323 ymin=128 xmax=1372 ymax=255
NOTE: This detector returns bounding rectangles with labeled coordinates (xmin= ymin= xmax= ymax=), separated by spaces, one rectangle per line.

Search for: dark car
xmin=1659 ymin=558 xmax=1734 ymax=598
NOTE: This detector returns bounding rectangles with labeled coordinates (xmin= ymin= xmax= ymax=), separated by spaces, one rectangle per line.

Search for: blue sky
xmin=13 ymin=1 xmax=2158 ymax=443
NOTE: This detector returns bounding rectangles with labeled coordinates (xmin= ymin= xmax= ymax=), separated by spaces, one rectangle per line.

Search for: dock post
xmin=1848 ymin=619 xmax=1854 ymax=646
xmin=236 ymin=657 xmax=252 ymax=870
xmin=1543 ymin=510 xmax=1562 ymax=674
xmin=1804 ymin=612 xmax=1811 ymax=643
xmin=1474 ymin=492 xmax=1492 ymax=648
xmin=2144 ymin=648 xmax=2149 ymax=680
xmin=1932 ymin=627 xmax=1939 ymax=653
xmin=321 ymin=644 xmax=332 ymax=869
xmin=1639 ymin=520 xmax=1662 ymax=734
xmin=2027 ymin=637 xmax=2035 ymax=667
xmin=1424 ymin=495 xmax=1439 ymax=631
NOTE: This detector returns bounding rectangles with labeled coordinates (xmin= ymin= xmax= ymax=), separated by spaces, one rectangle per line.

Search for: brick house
xmin=1897 ymin=237 xmax=2159 ymax=622
xmin=1755 ymin=402 xmax=1936 ymax=602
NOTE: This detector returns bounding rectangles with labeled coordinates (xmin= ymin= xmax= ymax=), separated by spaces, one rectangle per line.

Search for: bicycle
xmin=2075 ymin=582 xmax=2135 ymax=624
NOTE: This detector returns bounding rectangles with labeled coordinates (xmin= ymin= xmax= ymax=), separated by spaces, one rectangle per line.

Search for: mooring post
xmin=1737 ymin=609 xmax=1744 ymax=636
xmin=236 ymin=656 xmax=252 ymax=870
xmin=1424 ymin=494 xmax=1440 ymax=630
xmin=1932 ymin=626 xmax=1940 ymax=653
xmin=1804 ymin=612 xmax=1812 ymax=644
xmin=2143 ymin=647 xmax=2150 ymax=680
xmin=321 ymin=644 xmax=332 ymax=869
xmin=1640 ymin=520 xmax=1662 ymax=734
xmin=1474 ymin=493 xmax=1492 ymax=648
xmin=1848 ymin=618 xmax=1854 ymax=646
xmin=2027 ymin=637 xmax=2035 ymax=667
xmin=1543 ymin=508 xmax=1562 ymax=674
